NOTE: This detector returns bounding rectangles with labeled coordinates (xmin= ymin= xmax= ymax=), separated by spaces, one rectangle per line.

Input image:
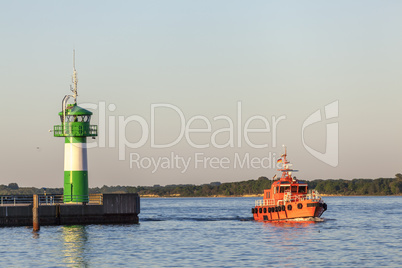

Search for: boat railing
xmin=283 ymin=190 xmax=322 ymax=202
xmin=255 ymin=199 xmax=275 ymax=206
xmin=255 ymin=190 xmax=322 ymax=206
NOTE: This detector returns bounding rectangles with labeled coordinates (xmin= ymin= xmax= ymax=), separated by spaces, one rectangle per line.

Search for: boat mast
xmin=279 ymin=145 xmax=294 ymax=179
xmin=282 ymin=145 xmax=287 ymax=166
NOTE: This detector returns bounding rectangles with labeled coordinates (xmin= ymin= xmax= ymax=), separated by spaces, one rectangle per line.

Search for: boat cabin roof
xmin=272 ymin=180 xmax=307 ymax=186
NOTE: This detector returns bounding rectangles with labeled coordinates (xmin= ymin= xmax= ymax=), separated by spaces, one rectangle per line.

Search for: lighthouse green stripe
xmin=65 ymin=137 xmax=87 ymax=143
xmin=63 ymin=170 xmax=89 ymax=203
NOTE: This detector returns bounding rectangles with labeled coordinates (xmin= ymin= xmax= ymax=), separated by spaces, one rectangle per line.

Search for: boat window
xmin=291 ymin=186 xmax=298 ymax=192
xmin=280 ymin=186 xmax=290 ymax=193
xmin=299 ymin=186 xmax=307 ymax=194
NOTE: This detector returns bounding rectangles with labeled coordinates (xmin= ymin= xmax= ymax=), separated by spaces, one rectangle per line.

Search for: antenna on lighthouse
xmin=63 ymin=50 xmax=78 ymax=124
xmin=71 ymin=49 xmax=78 ymax=104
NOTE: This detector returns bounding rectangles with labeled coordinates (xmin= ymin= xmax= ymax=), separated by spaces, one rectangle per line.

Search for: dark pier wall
xmin=0 ymin=193 xmax=140 ymax=227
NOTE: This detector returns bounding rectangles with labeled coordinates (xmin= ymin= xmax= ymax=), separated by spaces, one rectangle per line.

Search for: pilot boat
xmin=252 ymin=148 xmax=327 ymax=221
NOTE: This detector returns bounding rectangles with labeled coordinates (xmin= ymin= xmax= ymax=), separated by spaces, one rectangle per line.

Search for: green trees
xmin=1 ymin=175 xmax=402 ymax=196
xmin=309 ymin=177 xmax=400 ymax=196
xmin=389 ymin=174 xmax=402 ymax=194
xmin=0 ymin=183 xmax=62 ymax=195
xmin=8 ymin=183 xmax=19 ymax=190
xmin=125 ymin=176 xmax=401 ymax=196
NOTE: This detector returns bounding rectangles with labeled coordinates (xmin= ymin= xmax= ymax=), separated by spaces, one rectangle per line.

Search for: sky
xmin=1 ymin=1 xmax=402 ymax=188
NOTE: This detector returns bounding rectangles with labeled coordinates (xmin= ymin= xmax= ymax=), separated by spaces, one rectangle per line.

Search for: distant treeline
xmin=0 ymin=183 xmax=62 ymax=196
xmin=1 ymin=174 xmax=402 ymax=197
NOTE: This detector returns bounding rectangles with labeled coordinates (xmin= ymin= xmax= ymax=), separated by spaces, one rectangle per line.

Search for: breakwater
xmin=0 ymin=193 xmax=140 ymax=227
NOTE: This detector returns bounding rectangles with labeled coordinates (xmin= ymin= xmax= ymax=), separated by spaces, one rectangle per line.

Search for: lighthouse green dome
xmin=54 ymin=103 xmax=97 ymax=137
xmin=58 ymin=104 xmax=93 ymax=116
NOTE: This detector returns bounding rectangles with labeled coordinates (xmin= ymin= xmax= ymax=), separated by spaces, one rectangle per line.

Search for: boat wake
xmin=286 ymin=217 xmax=325 ymax=222
xmin=141 ymin=216 xmax=253 ymax=222
xmin=140 ymin=217 xmax=325 ymax=222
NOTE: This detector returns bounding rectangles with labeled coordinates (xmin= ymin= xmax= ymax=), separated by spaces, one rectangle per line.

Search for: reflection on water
xmin=261 ymin=217 xmax=323 ymax=232
xmin=263 ymin=220 xmax=316 ymax=228
xmin=32 ymin=230 xmax=40 ymax=239
xmin=258 ymin=217 xmax=325 ymax=254
xmin=61 ymin=225 xmax=88 ymax=267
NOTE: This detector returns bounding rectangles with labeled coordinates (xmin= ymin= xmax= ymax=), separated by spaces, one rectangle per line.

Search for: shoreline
xmin=140 ymin=194 xmax=402 ymax=198
xmin=140 ymin=194 xmax=264 ymax=198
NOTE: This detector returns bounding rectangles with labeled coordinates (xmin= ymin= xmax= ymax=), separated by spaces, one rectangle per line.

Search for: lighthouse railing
xmin=46 ymin=194 xmax=103 ymax=205
xmin=53 ymin=124 xmax=98 ymax=137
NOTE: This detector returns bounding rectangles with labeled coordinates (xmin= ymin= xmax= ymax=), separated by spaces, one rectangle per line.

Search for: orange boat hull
xmin=253 ymin=200 xmax=326 ymax=221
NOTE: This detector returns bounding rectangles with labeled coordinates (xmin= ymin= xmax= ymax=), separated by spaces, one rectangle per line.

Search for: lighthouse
xmin=54 ymin=52 xmax=97 ymax=203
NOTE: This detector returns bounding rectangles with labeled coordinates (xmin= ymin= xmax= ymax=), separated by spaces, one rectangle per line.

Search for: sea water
xmin=0 ymin=196 xmax=401 ymax=267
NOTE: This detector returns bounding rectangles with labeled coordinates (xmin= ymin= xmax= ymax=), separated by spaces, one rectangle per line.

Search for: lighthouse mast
xmin=72 ymin=49 xmax=78 ymax=103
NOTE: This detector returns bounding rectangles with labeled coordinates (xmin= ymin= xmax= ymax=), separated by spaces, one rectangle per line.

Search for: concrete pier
xmin=0 ymin=193 xmax=140 ymax=227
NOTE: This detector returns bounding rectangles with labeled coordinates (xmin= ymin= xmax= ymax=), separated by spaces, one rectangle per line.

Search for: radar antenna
xmin=62 ymin=50 xmax=78 ymax=124
xmin=71 ymin=49 xmax=78 ymax=104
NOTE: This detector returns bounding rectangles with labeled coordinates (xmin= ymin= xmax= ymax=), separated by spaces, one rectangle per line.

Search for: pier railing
xmin=0 ymin=194 xmax=103 ymax=206
xmin=254 ymin=190 xmax=322 ymax=207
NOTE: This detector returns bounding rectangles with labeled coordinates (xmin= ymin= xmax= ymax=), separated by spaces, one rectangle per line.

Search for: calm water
xmin=0 ymin=196 xmax=401 ymax=267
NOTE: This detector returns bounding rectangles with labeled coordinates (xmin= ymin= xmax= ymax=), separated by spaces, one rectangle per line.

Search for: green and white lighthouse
xmin=54 ymin=52 xmax=97 ymax=203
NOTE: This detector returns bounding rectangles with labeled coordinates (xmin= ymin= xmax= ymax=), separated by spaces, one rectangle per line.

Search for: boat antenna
xmin=70 ymin=49 xmax=78 ymax=104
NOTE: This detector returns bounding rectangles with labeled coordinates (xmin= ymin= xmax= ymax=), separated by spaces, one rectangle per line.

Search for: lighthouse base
xmin=0 ymin=194 xmax=140 ymax=227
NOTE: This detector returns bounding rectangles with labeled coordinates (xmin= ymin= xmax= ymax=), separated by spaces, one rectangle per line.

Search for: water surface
xmin=0 ymin=196 xmax=401 ymax=267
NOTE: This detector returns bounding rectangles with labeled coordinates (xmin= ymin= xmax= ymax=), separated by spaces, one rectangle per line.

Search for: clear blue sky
xmin=1 ymin=1 xmax=402 ymax=188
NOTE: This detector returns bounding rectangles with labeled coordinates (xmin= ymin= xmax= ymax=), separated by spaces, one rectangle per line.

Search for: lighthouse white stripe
xmin=64 ymin=143 xmax=88 ymax=171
